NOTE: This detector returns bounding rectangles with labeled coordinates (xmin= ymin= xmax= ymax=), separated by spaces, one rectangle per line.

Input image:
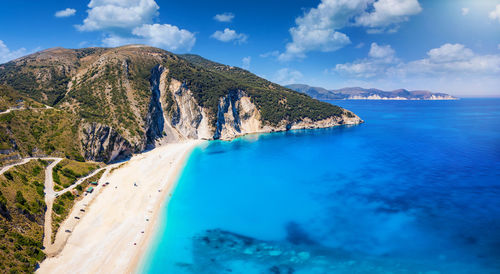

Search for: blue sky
xmin=1 ymin=0 xmax=499 ymax=97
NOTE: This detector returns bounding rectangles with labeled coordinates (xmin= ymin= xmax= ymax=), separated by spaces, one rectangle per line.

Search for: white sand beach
xmin=37 ymin=141 xmax=202 ymax=274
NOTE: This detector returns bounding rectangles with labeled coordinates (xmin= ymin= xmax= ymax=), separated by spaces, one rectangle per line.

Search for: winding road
xmin=1 ymin=157 xmax=113 ymax=255
xmin=42 ymin=158 xmax=63 ymax=249
xmin=0 ymin=105 xmax=53 ymax=115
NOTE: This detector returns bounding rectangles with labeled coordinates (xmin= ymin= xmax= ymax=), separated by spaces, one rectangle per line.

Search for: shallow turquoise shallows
xmin=142 ymin=99 xmax=500 ymax=274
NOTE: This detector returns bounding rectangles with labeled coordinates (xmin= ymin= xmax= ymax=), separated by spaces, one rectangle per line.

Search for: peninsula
xmin=287 ymin=84 xmax=458 ymax=100
xmin=0 ymin=45 xmax=362 ymax=273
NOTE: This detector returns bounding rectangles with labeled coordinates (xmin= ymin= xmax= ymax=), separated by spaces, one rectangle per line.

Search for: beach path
xmin=37 ymin=141 xmax=200 ymax=274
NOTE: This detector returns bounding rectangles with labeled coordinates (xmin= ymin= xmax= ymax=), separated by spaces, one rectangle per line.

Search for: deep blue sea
xmin=142 ymin=99 xmax=500 ymax=273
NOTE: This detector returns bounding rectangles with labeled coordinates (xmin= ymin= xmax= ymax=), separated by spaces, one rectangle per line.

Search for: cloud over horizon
xmin=274 ymin=68 xmax=303 ymax=85
xmin=331 ymin=43 xmax=500 ymax=95
xmin=0 ymin=40 xmax=27 ymax=64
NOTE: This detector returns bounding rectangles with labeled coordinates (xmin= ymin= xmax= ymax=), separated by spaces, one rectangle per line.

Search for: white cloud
xmin=211 ymin=28 xmax=248 ymax=44
xmin=132 ymin=24 xmax=196 ymax=51
xmin=426 ymin=43 xmax=474 ymax=63
xmin=461 ymin=8 xmax=469 ymax=16
xmin=279 ymin=0 xmax=422 ymax=61
xmin=400 ymin=45 xmax=500 ymax=76
xmin=355 ymin=42 xmax=365 ymax=48
xmin=55 ymin=8 xmax=76 ymax=18
xmin=0 ymin=40 xmax=27 ymax=64
xmin=77 ymin=0 xmax=158 ymax=31
xmin=355 ymin=0 xmax=422 ymax=30
xmin=259 ymin=50 xmax=280 ymax=58
xmin=214 ymin=13 xmax=235 ymax=23
xmin=274 ymin=68 xmax=303 ymax=85
xmin=76 ymin=0 xmax=195 ymax=52
xmin=335 ymin=43 xmax=396 ymax=78
xmin=368 ymin=42 xmax=395 ymax=59
xmin=334 ymin=43 xmax=500 ymax=79
xmin=489 ymin=4 xmax=500 ymax=23
xmin=242 ymin=56 xmax=251 ymax=70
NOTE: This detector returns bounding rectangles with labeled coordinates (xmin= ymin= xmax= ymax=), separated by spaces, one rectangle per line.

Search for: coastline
xmin=129 ymin=141 xmax=201 ymax=273
xmin=37 ymin=140 xmax=202 ymax=274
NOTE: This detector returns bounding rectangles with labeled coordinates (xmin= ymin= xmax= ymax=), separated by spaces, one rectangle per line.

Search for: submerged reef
xmin=169 ymin=228 xmax=485 ymax=274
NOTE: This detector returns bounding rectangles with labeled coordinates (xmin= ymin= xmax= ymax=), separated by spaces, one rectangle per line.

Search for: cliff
xmin=0 ymin=45 xmax=362 ymax=163
xmin=287 ymin=84 xmax=458 ymax=100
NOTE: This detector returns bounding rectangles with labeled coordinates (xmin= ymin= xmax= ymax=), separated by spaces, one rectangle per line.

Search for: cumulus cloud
xmin=489 ymin=4 xmax=500 ymax=23
xmin=334 ymin=43 xmax=500 ymax=79
xmin=211 ymin=28 xmax=248 ymax=44
xmin=279 ymin=0 xmax=422 ymax=61
xmin=242 ymin=56 xmax=251 ymax=70
xmin=400 ymin=44 xmax=500 ymax=76
xmin=77 ymin=0 xmax=195 ymax=52
xmin=55 ymin=8 xmax=76 ymax=18
xmin=461 ymin=8 xmax=469 ymax=16
xmin=76 ymin=0 xmax=158 ymax=31
xmin=426 ymin=43 xmax=474 ymax=63
xmin=335 ymin=43 xmax=397 ymax=78
xmin=214 ymin=12 xmax=235 ymax=23
xmin=355 ymin=0 xmax=422 ymax=29
xmin=132 ymin=24 xmax=196 ymax=51
xmin=368 ymin=42 xmax=395 ymax=59
xmin=0 ymin=40 xmax=27 ymax=64
xmin=274 ymin=68 xmax=303 ymax=85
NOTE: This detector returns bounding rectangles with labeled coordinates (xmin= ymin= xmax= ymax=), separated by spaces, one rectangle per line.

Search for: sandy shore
xmin=37 ymin=141 xmax=201 ymax=274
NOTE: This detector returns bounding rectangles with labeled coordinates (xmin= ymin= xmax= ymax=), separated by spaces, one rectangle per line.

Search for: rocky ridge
xmin=0 ymin=45 xmax=362 ymax=163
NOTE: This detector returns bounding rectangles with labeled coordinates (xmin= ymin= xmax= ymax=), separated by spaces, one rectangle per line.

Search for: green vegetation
xmin=0 ymin=159 xmax=48 ymax=273
xmin=0 ymin=85 xmax=44 ymax=112
xmin=177 ymin=54 xmax=345 ymax=125
xmin=0 ymin=108 xmax=83 ymax=164
xmin=51 ymin=169 xmax=104 ymax=242
xmin=0 ymin=46 xmax=351 ymax=165
xmin=0 ymin=49 xmax=79 ymax=105
xmin=52 ymin=159 xmax=102 ymax=190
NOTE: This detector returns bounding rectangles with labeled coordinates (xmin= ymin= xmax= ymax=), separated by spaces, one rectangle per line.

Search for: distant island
xmin=287 ymin=84 xmax=458 ymax=100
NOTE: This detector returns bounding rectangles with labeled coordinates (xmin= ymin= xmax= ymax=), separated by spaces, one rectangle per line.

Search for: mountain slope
xmin=287 ymin=84 xmax=457 ymax=100
xmin=0 ymin=45 xmax=362 ymax=163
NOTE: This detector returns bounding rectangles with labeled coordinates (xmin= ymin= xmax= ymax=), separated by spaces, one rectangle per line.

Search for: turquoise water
xmin=143 ymin=99 xmax=500 ymax=273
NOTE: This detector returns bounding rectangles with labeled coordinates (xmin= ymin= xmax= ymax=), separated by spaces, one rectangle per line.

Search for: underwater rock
xmin=190 ymin=229 xmax=467 ymax=273
xmin=297 ymin=251 xmax=310 ymax=260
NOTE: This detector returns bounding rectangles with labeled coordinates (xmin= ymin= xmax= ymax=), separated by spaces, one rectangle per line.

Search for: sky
xmin=0 ymin=0 xmax=499 ymax=97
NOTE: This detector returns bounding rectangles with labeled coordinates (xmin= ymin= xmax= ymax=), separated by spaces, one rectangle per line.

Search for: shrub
xmin=3 ymin=172 xmax=13 ymax=181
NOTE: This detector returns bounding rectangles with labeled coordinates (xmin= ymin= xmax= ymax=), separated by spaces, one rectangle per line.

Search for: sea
xmin=141 ymin=99 xmax=500 ymax=273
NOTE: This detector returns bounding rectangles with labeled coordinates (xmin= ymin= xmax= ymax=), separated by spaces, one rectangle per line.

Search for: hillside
xmin=0 ymin=45 xmax=362 ymax=163
xmin=0 ymin=160 xmax=48 ymax=272
xmin=287 ymin=84 xmax=457 ymax=100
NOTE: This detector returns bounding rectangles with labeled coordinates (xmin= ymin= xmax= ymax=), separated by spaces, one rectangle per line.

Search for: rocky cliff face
xmin=81 ymin=72 xmax=363 ymax=162
xmin=143 ymin=77 xmax=362 ymax=146
xmin=80 ymin=123 xmax=133 ymax=162
xmin=0 ymin=45 xmax=363 ymax=163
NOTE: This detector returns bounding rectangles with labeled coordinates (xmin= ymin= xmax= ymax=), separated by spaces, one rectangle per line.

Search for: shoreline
xmin=129 ymin=141 xmax=201 ymax=273
xmin=37 ymin=140 xmax=202 ymax=274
